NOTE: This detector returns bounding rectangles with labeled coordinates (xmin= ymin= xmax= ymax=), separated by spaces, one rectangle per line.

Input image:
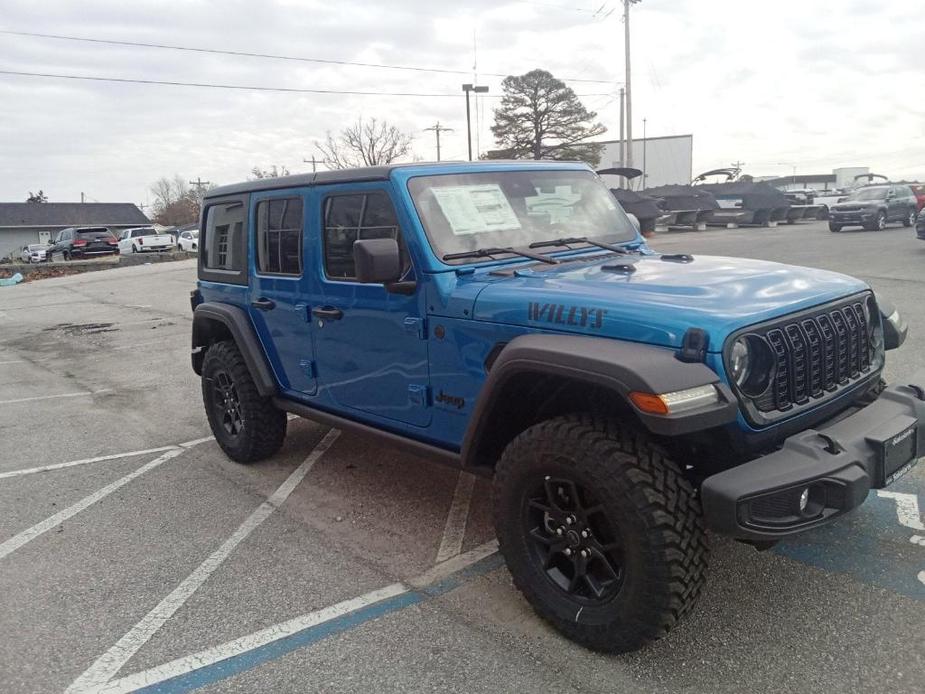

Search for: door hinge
xmin=403 ymin=316 xmax=427 ymax=339
xmin=407 ymin=384 xmax=431 ymax=406
xmin=299 ymin=359 xmax=316 ymax=377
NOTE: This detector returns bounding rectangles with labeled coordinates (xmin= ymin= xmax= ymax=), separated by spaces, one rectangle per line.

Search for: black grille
xmin=733 ymin=296 xmax=880 ymax=422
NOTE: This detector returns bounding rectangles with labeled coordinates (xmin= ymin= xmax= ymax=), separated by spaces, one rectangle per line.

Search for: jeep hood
xmin=472 ymin=254 xmax=868 ymax=350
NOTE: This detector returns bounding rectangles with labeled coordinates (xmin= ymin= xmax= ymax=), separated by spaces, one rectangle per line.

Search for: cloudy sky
xmin=1 ymin=0 xmax=922 ymax=206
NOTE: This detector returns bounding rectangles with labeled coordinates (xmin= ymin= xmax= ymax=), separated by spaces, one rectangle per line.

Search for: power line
xmin=0 ymin=69 xmax=612 ymax=98
xmin=0 ymin=30 xmax=616 ymax=85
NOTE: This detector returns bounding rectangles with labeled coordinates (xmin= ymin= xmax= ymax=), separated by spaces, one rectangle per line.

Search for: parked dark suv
xmin=47 ymin=226 xmax=120 ymax=261
xmin=828 ymin=185 xmax=918 ymax=232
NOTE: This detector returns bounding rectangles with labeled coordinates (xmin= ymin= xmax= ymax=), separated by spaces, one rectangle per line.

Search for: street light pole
xmin=462 ymin=83 xmax=489 ymax=160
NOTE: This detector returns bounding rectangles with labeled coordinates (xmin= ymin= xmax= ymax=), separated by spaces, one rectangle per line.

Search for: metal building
xmin=595 ymin=134 xmax=694 ymax=189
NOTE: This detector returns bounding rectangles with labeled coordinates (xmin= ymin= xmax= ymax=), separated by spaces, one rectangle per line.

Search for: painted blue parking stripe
xmin=132 ymin=553 xmax=504 ymax=694
xmin=774 ymin=475 xmax=924 ymax=601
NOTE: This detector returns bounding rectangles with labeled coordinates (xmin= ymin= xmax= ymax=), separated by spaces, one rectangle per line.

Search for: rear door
xmin=246 ymin=191 xmax=317 ymax=395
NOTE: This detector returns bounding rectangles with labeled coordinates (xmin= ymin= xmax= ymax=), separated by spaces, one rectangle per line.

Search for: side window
xmin=323 ymin=192 xmax=403 ymax=281
xmin=256 ymin=197 xmax=303 ymax=275
xmin=204 ymin=202 xmax=245 ymax=272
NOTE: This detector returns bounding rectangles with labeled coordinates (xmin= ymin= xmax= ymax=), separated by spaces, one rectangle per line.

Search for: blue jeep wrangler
xmin=191 ymin=161 xmax=920 ymax=653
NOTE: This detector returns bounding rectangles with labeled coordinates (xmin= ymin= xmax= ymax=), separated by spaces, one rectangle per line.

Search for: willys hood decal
xmin=472 ymin=254 xmax=868 ymax=350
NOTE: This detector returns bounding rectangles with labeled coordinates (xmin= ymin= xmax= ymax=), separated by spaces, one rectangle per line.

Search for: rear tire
xmin=492 ymin=413 xmax=708 ymax=654
xmin=903 ymin=209 xmax=915 ymax=227
xmin=201 ymin=340 xmax=286 ymax=463
xmin=828 ymin=222 xmax=842 ymax=232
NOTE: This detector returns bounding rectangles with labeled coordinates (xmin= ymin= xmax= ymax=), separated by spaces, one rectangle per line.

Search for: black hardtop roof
xmin=204 ymin=160 xmax=588 ymax=199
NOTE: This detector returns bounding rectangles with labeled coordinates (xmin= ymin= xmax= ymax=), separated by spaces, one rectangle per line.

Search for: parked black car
xmin=828 ymin=185 xmax=918 ymax=232
xmin=47 ymin=227 xmax=120 ymax=261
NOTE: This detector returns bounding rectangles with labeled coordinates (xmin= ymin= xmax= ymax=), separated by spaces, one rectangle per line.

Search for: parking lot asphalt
xmin=0 ymin=220 xmax=923 ymax=694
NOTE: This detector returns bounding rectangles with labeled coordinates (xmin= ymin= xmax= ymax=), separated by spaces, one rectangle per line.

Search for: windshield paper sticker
xmin=431 ymin=185 xmax=522 ymax=235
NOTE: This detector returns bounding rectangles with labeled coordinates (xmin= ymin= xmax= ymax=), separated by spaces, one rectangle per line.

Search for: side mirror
xmin=353 ymin=238 xmax=401 ymax=284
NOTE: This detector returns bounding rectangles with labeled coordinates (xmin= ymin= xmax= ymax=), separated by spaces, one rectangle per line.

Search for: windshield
xmin=27 ymin=245 xmax=45 ymax=251
xmin=850 ymin=187 xmax=888 ymax=201
xmin=408 ymin=170 xmax=637 ymax=263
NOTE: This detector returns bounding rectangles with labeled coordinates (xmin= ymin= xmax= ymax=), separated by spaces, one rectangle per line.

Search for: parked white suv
xmin=177 ymin=229 xmax=199 ymax=252
xmin=118 ymin=227 xmax=174 ymax=254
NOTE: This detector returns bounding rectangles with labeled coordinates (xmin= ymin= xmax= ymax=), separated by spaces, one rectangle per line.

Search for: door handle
xmin=312 ymin=306 xmax=344 ymax=320
xmin=251 ymin=298 xmax=276 ymax=311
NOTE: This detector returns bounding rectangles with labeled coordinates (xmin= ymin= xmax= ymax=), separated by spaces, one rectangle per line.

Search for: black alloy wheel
xmin=210 ymin=369 xmax=244 ymax=439
xmin=524 ymin=475 xmax=625 ymax=602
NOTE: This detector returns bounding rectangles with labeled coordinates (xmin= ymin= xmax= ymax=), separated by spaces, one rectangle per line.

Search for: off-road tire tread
xmin=492 ymin=413 xmax=708 ymax=653
xmin=201 ymin=340 xmax=286 ymax=463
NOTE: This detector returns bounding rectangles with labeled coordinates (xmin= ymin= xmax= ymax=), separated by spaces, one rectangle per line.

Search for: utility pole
xmin=189 ymin=177 xmax=212 ymax=194
xmin=624 ymin=0 xmax=641 ymax=169
xmin=423 ymin=122 xmax=454 ymax=162
xmin=303 ymin=156 xmax=320 ymax=173
xmin=618 ymin=87 xmax=625 ymax=167
xmin=642 ymin=118 xmax=647 ymax=187
xmin=80 ymin=192 xmax=85 ymax=204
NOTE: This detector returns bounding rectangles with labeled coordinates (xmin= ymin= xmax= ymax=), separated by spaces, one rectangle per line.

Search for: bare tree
xmin=315 ymin=118 xmax=413 ymax=170
xmin=249 ymin=165 xmax=291 ymax=180
xmin=26 ymin=190 xmax=48 ymax=203
xmin=149 ymin=175 xmax=204 ymax=226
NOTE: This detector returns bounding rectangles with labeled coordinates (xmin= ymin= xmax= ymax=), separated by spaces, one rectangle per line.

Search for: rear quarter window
xmin=199 ymin=196 xmax=248 ymax=285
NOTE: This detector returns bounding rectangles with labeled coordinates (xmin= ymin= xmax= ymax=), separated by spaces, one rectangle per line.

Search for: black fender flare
xmin=460 ymin=334 xmax=737 ymax=468
xmin=191 ymin=302 xmax=278 ymax=397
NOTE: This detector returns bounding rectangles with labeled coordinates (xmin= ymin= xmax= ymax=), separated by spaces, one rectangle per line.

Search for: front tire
xmin=201 ymin=340 xmax=286 ymax=463
xmin=492 ymin=414 xmax=708 ymax=653
xmin=865 ymin=211 xmax=886 ymax=231
xmin=903 ymin=209 xmax=915 ymax=227
xmin=828 ymin=222 xmax=842 ymax=232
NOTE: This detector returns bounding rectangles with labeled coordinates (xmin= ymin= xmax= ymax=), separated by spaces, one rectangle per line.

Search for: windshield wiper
xmin=529 ymin=236 xmax=636 ymax=254
xmin=442 ymin=247 xmax=559 ymax=264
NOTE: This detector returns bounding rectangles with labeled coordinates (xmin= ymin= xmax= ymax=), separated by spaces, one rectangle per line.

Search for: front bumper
xmin=701 ymin=372 xmax=925 ymax=540
xmin=830 ymin=210 xmax=878 ymax=225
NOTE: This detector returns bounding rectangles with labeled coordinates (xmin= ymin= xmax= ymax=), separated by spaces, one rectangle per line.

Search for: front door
xmin=309 ymin=184 xmax=430 ymax=427
xmin=246 ymin=192 xmax=316 ymax=395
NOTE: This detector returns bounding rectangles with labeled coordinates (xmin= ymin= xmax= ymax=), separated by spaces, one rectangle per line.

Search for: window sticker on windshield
xmin=431 ymin=185 xmax=522 ymax=235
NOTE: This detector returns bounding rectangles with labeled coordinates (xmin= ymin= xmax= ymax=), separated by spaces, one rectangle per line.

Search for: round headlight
xmin=730 ymin=337 xmax=751 ymax=387
xmin=729 ymin=335 xmax=775 ymax=397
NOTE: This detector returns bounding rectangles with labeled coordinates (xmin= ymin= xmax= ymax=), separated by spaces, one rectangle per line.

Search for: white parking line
xmin=67 ymin=428 xmax=342 ymax=693
xmin=92 ymin=540 xmax=499 ymax=694
xmin=0 ymin=447 xmax=187 ymax=561
xmin=435 ymin=471 xmax=477 ymax=563
xmin=0 ymin=359 xmax=24 ymax=365
xmin=0 ymin=446 xmax=178 ymax=481
xmin=878 ymin=490 xmax=925 ymax=531
xmin=0 ymin=389 xmax=113 ymax=405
